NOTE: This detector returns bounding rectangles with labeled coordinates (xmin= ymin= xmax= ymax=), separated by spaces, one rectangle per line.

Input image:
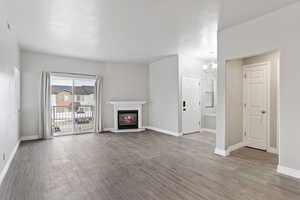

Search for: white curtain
xmin=39 ymin=72 xmax=52 ymax=139
xmin=95 ymin=75 xmax=103 ymax=133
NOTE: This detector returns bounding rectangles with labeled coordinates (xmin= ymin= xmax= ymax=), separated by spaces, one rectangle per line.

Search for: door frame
xmin=242 ymin=62 xmax=271 ymax=150
xmin=50 ymin=72 xmax=97 ymax=136
xmin=182 ymin=76 xmax=202 ymax=134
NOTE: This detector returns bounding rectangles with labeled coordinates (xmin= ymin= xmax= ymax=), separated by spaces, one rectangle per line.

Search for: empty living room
xmin=1 ymin=0 xmax=300 ymax=199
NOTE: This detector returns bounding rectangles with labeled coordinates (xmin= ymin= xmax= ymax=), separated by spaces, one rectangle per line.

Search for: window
xmin=60 ymin=95 xmax=69 ymax=102
xmin=75 ymin=95 xmax=84 ymax=102
xmin=50 ymin=75 xmax=97 ymax=135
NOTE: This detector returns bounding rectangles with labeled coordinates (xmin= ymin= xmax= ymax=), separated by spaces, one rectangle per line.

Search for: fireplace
xmin=118 ymin=110 xmax=138 ymax=129
xmin=109 ymin=101 xmax=146 ymax=132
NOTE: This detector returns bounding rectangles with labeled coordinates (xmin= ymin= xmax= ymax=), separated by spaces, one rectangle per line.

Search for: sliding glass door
xmin=50 ymin=75 xmax=96 ymax=136
xmin=73 ymin=78 xmax=96 ymax=133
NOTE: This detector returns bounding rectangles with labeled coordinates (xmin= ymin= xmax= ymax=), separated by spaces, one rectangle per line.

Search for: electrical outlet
xmin=3 ymin=153 xmax=5 ymax=161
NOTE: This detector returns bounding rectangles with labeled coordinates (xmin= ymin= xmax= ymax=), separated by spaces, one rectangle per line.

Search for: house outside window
xmin=61 ymin=95 xmax=69 ymax=102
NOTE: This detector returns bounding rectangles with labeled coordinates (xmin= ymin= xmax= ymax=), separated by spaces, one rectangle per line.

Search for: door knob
xmin=261 ymin=110 xmax=266 ymax=114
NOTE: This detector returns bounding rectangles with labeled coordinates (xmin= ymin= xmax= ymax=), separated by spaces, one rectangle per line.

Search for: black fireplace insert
xmin=118 ymin=110 xmax=138 ymax=129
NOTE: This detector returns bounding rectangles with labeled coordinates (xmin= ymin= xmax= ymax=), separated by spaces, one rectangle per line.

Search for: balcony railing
xmin=51 ymin=105 xmax=95 ymax=134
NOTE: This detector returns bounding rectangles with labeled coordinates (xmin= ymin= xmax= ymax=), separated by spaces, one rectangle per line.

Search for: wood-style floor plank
xmin=0 ymin=131 xmax=299 ymax=200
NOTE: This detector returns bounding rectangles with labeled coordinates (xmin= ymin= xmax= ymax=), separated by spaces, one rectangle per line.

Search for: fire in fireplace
xmin=118 ymin=110 xmax=138 ymax=129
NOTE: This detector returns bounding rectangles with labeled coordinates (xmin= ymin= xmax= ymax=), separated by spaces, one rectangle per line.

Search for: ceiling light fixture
xmin=212 ymin=63 xmax=217 ymax=69
xmin=203 ymin=65 xmax=208 ymax=70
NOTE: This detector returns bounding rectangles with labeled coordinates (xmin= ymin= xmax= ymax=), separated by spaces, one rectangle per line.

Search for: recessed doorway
xmin=225 ymin=50 xmax=280 ymax=155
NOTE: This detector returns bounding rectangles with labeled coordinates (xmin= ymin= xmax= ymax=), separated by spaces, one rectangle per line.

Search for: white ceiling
xmin=7 ymin=0 xmax=299 ymax=63
xmin=219 ymin=0 xmax=299 ymax=30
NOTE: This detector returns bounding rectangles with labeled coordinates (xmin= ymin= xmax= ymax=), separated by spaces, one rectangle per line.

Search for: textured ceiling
xmin=219 ymin=0 xmax=299 ymax=30
xmin=6 ymin=0 xmax=299 ymax=63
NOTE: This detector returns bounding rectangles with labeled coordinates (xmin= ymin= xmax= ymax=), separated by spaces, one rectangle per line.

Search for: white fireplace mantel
xmin=109 ymin=101 xmax=146 ymax=132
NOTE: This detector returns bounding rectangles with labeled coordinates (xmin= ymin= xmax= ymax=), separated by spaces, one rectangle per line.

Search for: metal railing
xmin=52 ymin=105 xmax=95 ymax=134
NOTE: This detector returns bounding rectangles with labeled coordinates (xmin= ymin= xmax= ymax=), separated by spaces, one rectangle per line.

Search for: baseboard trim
xmin=0 ymin=140 xmax=20 ymax=187
xmin=111 ymin=128 xmax=146 ymax=133
xmin=267 ymin=147 xmax=278 ymax=154
xmin=103 ymin=128 xmax=113 ymax=132
xmin=277 ymin=165 xmax=300 ymax=179
xmin=214 ymin=142 xmax=245 ymax=157
xmin=146 ymin=127 xmax=182 ymax=137
xmin=21 ymin=135 xmax=40 ymax=141
xmin=227 ymin=142 xmax=245 ymax=154
xmin=214 ymin=148 xmax=229 ymax=156
xmin=102 ymin=128 xmax=147 ymax=133
xmin=200 ymin=128 xmax=216 ymax=134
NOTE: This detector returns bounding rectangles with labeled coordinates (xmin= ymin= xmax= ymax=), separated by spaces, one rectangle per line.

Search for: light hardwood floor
xmin=0 ymin=130 xmax=299 ymax=200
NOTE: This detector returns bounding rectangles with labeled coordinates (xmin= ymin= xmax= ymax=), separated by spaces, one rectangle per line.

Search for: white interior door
xmin=182 ymin=77 xmax=201 ymax=134
xmin=243 ymin=63 xmax=269 ymax=150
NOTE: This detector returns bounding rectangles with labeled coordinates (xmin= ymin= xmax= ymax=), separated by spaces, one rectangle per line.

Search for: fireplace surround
xmin=109 ymin=101 xmax=146 ymax=132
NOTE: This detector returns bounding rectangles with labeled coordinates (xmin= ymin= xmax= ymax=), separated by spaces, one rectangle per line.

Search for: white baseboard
xmin=214 ymin=148 xmax=229 ymax=156
xmin=267 ymin=147 xmax=278 ymax=154
xmin=200 ymin=128 xmax=216 ymax=134
xmin=277 ymin=165 xmax=300 ymax=179
xmin=104 ymin=126 xmax=182 ymax=136
xmin=0 ymin=140 xmax=20 ymax=187
xmin=102 ymin=128 xmax=147 ymax=133
xmin=102 ymin=128 xmax=113 ymax=132
xmin=227 ymin=142 xmax=245 ymax=154
xmin=146 ymin=127 xmax=182 ymax=137
xmin=111 ymin=128 xmax=146 ymax=133
xmin=215 ymin=142 xmax=245 ymax=157
xmin=21 ymin=135 xmax=40 ymax=141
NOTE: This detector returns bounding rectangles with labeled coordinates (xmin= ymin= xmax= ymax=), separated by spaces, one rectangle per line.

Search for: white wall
xmin=202 ymin=115 xmax=216 ymax=130
xmin=179 ymin=55 xmax=203 ymax=80
xmin=148 ymin=56 xmax=181 ymax=134
xmin=225 ymin=59 xmax=244 ymax=147
xmin=0 ymin=0 xmax=20 ymax=178
xmin=217 ymin=2 xmax=300 ymax=173
xmin=20 ymin=50 xmax=148 ymax=138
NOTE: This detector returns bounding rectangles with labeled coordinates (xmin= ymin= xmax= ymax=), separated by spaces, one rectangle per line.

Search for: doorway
xmin=182 ymin=77 xmax=201 ymax=134
xmin=225 ymin=51 xmax=279 ymax=154
xmin=50 ymin=74 xmax=96 ymax=136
